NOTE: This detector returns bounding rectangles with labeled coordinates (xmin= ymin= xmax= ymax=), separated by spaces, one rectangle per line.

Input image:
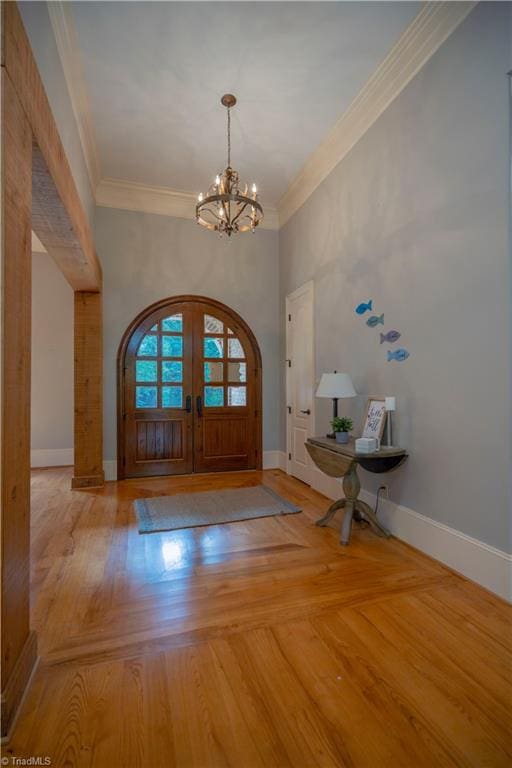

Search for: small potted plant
xmin=331 ymin=416 xmax=354 ymax=444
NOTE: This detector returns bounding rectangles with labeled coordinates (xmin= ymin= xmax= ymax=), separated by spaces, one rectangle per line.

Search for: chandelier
xmin=196 ymin=94 xmax=263 ymax=236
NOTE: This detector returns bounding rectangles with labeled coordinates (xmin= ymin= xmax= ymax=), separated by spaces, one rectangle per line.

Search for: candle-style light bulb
xmin=215 ymin=175 xmax=221 ymax=186
xmin=251 ymin=183 xmax=257 ymax=196
xmin=198 ymin=192 xmax=203 ymax=202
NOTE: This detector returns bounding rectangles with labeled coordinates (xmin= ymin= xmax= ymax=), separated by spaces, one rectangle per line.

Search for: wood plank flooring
xmin=3 ymin=468 xmax=511 ymax=767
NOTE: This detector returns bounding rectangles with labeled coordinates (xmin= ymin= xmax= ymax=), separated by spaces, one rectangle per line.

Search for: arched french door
xmin=117 ymin=296 xmax=262 ymax=478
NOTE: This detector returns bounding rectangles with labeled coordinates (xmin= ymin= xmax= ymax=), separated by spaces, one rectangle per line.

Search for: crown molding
xmin=47 ymin=0 xmax=473 ymax=233
xmin=278 ymin=1 xmax=476 ymax=228
xmin=47 ymin=1 xmax=101 ymax=194
xmin=96 ymin=178 xmax=280 ymax=231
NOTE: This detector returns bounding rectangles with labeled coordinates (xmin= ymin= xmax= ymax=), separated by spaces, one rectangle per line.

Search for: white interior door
xmin=286 ymin=282 xmax=314 ymax=484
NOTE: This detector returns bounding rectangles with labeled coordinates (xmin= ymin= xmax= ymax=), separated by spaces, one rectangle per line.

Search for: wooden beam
xmin=32 ymin=144 xmax=99 ymax=291
xmin=1 ymin=2 xmax=101 ymax=292
xmin=0 ymin=69 xmax=38 ymax=739
xmin=73 ymin=292 xmax=104 ymax=489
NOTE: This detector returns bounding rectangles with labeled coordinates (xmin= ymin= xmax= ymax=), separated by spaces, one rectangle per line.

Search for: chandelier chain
xmin=227 ymin=107 xmax=231 ymax=168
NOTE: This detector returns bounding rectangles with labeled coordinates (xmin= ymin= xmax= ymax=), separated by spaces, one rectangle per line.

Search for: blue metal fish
xmin=355 ymin=300 xmax=373 ymax=315
xmin=387 ymin=348 xmax=410 ymax=362
xmin=366 ymin=313 xmax=384 ymax=328
xmin=380 ymin=330 xmax=401 ymax=344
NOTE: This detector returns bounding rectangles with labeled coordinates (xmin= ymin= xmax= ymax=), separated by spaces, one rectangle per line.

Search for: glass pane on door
xmin=204 ymin=386 xmax=224 ymax=407
xmin=136 ymin=360 xmax=157 ymax=382
xmin=136 ymin=386 xmax=157 ymax=408
xmin=228 ymin=386 xmax=247 ymax=406
xmin=228 ymin=362 xmax=246 ymax=382
xmin=138 ymin=334 xmax=158 ymax=356
xmin=162 ymin=314 xmax=183 ymax=332
xmin=204 ymin=338 xmax=224 ymax=358
xmin=204 ymin=315 xmax=223 ymax=334
xmin=162 ymin=386 xmax=183 ymax=408
xmin=228 ymin=338 xmax=244 ymax=358
xmin=162 ymin=336 xmax=183 ymax=357
xmin=162 ymin=361 xmax=183 ymax=382
xmin=204 ymin=362 xmax=223 ymax=382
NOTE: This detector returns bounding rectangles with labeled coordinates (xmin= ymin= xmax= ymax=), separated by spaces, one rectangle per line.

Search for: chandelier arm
xmin=200 ymin=205 xmax=224 ymax=225
xmin=196 ymin=203 xmax=224 ymax=226
xmin=230 ymin=200 xmax=251 ymax=227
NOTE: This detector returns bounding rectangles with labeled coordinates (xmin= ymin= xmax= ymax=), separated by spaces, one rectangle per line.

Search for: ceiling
xmin=71 ymin=1 xmax=420 ymax=206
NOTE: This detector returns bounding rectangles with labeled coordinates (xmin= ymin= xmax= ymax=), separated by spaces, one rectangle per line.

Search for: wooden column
xmin=72 ymin=292 xmax=104 ymax=489
xmin=0 ymin=70 xmax=38 ymax=739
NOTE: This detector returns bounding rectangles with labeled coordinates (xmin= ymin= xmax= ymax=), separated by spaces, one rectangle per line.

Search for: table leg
xmin=315 ymin=498 xmax=346 ymax=527
xmin=340 ymin=501 xmax=355 ymax=545
xmin=314 ymin=461 xmax=390 ymax=545
xmin=355 ymin=500 xmax=391 ymax=539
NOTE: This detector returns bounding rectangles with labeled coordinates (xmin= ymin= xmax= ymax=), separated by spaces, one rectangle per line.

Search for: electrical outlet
xmin=378 ymin=484 xmax=389 ymax=498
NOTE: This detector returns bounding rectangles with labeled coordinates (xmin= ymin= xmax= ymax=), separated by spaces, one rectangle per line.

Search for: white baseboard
xmin=310 ymin=468 xmax=512 ymax=603
xmin=103 ymin=460 xmax=118 ymax=481
xmin=263 ymin=450 xmax=287 ymax=471
xmin=31 ymin=448 xmax=73 ymax=468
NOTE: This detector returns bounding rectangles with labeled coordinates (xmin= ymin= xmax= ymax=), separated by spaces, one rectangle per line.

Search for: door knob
xmin=300 ymin=409 xmax=311 ymax=415
xmin=185 ymin=395 xmax=192 ymax=413
xmin=196 ymin=395 xmax=203 ymax=417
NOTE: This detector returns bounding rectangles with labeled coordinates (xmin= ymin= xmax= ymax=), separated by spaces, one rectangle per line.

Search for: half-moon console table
xmin=305 ymin=437 xmax=408 ymax=545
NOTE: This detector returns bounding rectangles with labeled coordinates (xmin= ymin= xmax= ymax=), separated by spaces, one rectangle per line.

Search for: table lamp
xmin=316 ymin=371 xmax=357 ymax=438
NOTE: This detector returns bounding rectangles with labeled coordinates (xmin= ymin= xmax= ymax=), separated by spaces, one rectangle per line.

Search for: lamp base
xmin=327 ymin=398 xmax=339 ymax=440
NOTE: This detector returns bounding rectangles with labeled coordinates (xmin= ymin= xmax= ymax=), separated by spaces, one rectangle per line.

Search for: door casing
xmin=117 ymin=295 xmax=263 ymax=479
xmin=286 ymin=281 xmax=315 ymax=484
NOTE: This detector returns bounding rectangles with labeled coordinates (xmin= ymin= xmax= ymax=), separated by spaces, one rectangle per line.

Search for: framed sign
xmin=361 ymin=398 xmax=387 ymax=441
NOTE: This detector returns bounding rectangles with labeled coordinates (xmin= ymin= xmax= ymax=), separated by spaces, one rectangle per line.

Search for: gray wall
xmin=19 ymin=2 xmax=95 ymax=227
xmin=280 ymin=3 xmax=511 ymax=551
xmin=95 ymin=208 xmax=280 ymax=462
xmin=31 ymin=253 xmax=74 ymax=452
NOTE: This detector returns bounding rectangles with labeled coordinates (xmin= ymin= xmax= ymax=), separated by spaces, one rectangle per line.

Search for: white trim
xmin=103 ymin=460 xmax=118 ymax=482
xmin=31 ymin=448 xmax=73 ymax=468
xmin=96 ymin=177 xmax=280 ymax=231
xmin=286 ymin=281 xmax=315 ymax=482
xmin=285 ymin=281 xmax=315 ymax=303
xmin=47 ymin=1 xmax=473 ymax=231
xmin=263 ymin=450 xmax=287 ymax=471
xmin=47 ymin=1 xmax=101 ymax=195
xmin=278 ymin=2 xmax=476 ymax=227
xmin=309 ymin=469 xmax=512 ymax=603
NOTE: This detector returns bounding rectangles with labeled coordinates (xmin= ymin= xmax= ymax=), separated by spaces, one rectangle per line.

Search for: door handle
xmin=185 ymin=395 xmax=192 ymax=413
xmin=300 ymin=409 xmax=311 ymax=415
xmin=196 ymin=395 xmax=203 ymax=417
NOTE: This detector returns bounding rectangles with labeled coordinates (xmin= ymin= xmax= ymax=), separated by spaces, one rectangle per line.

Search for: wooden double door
xmin=118 ymin=297 xmax=262 ymax=478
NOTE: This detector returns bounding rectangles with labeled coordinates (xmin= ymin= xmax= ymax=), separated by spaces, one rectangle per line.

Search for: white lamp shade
xmin=316 ymin=372 xmax=356 ymax=399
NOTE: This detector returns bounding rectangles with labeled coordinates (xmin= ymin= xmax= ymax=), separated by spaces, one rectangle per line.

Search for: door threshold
xmin=122 ymin=468 xmax=262 ymax=481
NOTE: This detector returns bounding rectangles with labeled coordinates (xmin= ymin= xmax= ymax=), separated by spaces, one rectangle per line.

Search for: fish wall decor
xmin=380 ymin=330 xmax=401 ymax=344
xmin=366 ymin=313 xmax=384 ymax=328
xmin=355 ymin=300 xmax=373 ymax=315
xmin=387 ymin=348 xmax=410 ymax=362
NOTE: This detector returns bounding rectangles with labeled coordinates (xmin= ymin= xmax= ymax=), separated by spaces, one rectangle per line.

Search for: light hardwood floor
xmin=4 ymin=468 xmax=511 ymax=767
